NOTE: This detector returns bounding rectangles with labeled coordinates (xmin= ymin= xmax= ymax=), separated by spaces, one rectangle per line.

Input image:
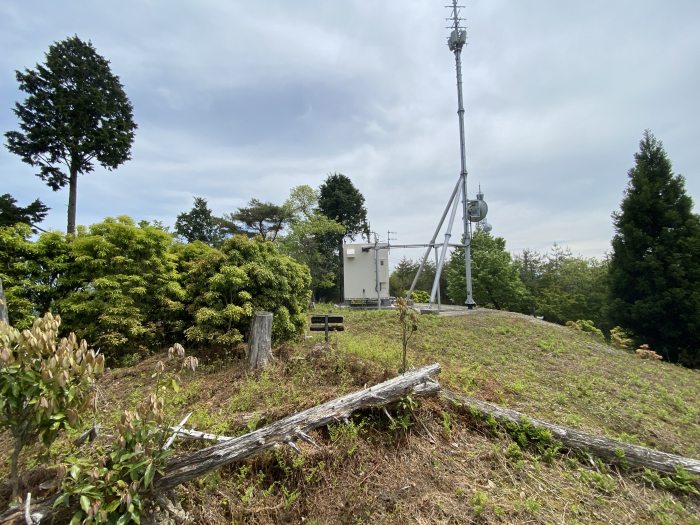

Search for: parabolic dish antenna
xmin=468 ymin=199 xmax=488 ymax=222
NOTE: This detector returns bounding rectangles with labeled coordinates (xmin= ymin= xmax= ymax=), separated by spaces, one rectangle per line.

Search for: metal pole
xmin=434 ymin=246 xmax=441 ymax=310
xmin=407 ymin=177 xmax=461 ymax=298
xmin=449 ymin=0 xmax=476 ymax=308
xmin=430 ymin=184 xmax=461 ymax=306
xmin=374 ymin=235 xmax=381 ymax=310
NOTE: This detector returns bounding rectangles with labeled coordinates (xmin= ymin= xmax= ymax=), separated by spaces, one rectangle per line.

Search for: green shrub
xmin=0 ymin=225 xmax=72 ymax=329
xmin=610 ymin=326 xmax=634 ymax=350
xmin=0 ymin=224 xmax=40 ymax=328
xmin=409 ymin=290 xmax=430 ymax=303
xmin=565 ymin=319 xmax=604 ymax=341
xmin=181 ymin=235 xmax=311 ymax=347
xmin=57 ymin=217 xmax=185 ymax=362
xmin=0 ymin=313 xmax=104 ymax=500
xmin=58 ymin=344 xmax=197 ymax=523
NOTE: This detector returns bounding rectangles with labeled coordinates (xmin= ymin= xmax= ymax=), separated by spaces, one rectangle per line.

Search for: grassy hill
xmin=2 ymin=308 xmax=699 ymax=524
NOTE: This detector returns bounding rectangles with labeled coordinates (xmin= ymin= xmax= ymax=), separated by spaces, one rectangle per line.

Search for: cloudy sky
xmin=2 ymin=0 xmax=699 ymax=262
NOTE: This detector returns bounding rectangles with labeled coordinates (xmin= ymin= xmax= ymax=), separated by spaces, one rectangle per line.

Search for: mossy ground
xmin=1 ymin=308 xmax=699 ymax=523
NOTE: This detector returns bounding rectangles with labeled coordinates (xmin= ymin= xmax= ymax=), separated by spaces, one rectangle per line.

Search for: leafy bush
xmin=610 ymin=326 xmax=634 ymax=350
xmin=57 ymin=217 xmax=185 ymax=362
xmin=58 ymin=344 xmax=197 ymax=524
xmin=409 ymin=290 xmax=430 ymax=304
xmin=0 ymin=225 xmax=73 ymax=329
xmin=182 ymin=235 xmax=311 ymax=347
xmin=0 ymin=313 xmax=104 ymax=499
xmin=635 ymin=344 xmax=662 ymax=360
xmin=0 ymin=224 xmax=38 ymax=328
xmin=565 ymin=319 xmax=604 ymax=341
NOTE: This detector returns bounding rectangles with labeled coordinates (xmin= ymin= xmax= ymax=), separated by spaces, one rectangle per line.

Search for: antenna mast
xmin=406 ymin=1 xmax=484 ymax=309
xmin=448 ymin=0 xmax=475 ymax=308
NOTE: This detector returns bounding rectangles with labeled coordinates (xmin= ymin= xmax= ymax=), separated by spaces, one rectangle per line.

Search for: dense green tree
xmin=514 ymin=245 xmax=609 ymax=328
xmin=514 ymin=248 xmax=544 ymax=314
xmin=446 ymin=230 xmax=530 ymax=311
xmin=57 ymin=217 xmax=184 ymax=361
xmin=5 ymin=36 xmax=136 ymax=234
xmin=0 ymin=224 xmax=36 ymax=327
xmin=281 ymin=213 xmax=344 ymax=302
xmin=318 ymin=173 xmax=370 ymax=242
xmin=181 ymin=235 xmax=311 ymax=346
xmin=537 ymin=247 xmax=608 ymax=328
xmin=223 ymin=198 xmax=292 ymax=242
xmin=285 ymin=184 xmax=319 ymax=223
xmin=609 ymin=131 xmax=700 ymax=365
xmin=0 ymin=194 xmax=49 ymax=232
xmin=389 ymin=257 xmax=447 ymax=300
xmin=174 ymin=196 xmax=223 ymax=245
xmin=317 ymin=173 xmax=370 ymax=301
xmin=280 ymin=185 xmax=344 ymax=301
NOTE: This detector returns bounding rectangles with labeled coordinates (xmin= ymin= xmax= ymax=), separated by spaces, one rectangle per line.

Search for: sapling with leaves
xmin=0 ymin=313 xmax=105 ymax=501
xmin=396 ymin=298 xmax=418 ymax=373
xmin=57 ymin=342 xmax=198 ymax=524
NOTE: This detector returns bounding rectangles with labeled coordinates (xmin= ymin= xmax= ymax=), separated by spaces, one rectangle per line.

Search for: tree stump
xmin=247 ymin=312 xmax=273 ymax=370
xmin=0 ymin=278 xmax=8 ymax=325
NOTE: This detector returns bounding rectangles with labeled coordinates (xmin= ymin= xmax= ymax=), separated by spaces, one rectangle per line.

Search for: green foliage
xmin=284 ymin=185 xmax=318 ymax=222
xmin=174 ymin=196 xmax=223 ymax=245
xmin=58 ymin=217 xmax=184 ymax=361
xmin=222 ymin=198 xmax=292 ymax=242
xmin=446 ymin=229 xmax=530 ymax=311
xmin=389 ymin=258 xmax=446 ymax=301
xmin=317 ymin=173 xmax=370 ymax=301
xmin=0 ymin=313 xmax=104 ymax=499
xmin=470 ymin=490 xmax=489 ymax=517
xmin=610 ymin=326 xmax=634 ymax=350
xmin=318 ymin=173 xmax=370 ymax=242
xmin=565 ymin=320 xmax=605 ymax=341
xmin=609 ymin=131 xmax=700 ymax=365
xmin=641 ymin=466 xmax=700 ymax=495
xmin=410 ymin=290 xmax=431 ymax=303
xmin=280 ymin=212 xmax=344 ymax=302
xmin=0 ymin=193 xmax=49 ymax=232
xmin=5 ymin=35 xmax=136 ymax=234
xmin=516 ymin=245 xmax=609 ymax=329
xmin=57 ymin=344 xmax=197 ymax=523
xmin=183 ymin=235 xmax=311 ymax=347
xmin=0 ymin=224 xmax=36 ymax=327
xmin=0 ymin=224 xmax=71 ymax=329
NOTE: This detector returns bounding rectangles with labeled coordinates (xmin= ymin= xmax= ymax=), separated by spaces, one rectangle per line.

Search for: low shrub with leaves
xmin=0 ymin=313 xmax=104 ymax=500
xmin=409 ymin=290 xmax=430 ymax=304
xmin=57 ymin=343 xmax=197 ymax=524
xmin=58 ymin=217 xmax=185 ymax=363
xmin=565 ymin=319 xmax=605 ymax=341
xmin=635 ymin=344 xmax=662 ymax=360
xmin=610 ymin=325 xmax=634 ymax=350
xmin=182 ymin=235 xmax=311 ymax=347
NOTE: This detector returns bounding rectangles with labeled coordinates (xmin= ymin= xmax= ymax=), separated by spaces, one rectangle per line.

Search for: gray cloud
xmin=1 ymin=0 xmax=699 ymax=262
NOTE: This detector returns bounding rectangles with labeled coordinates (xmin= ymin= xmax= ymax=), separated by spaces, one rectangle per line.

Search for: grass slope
xmin=2 ymin=308 xmax=699 ymax=524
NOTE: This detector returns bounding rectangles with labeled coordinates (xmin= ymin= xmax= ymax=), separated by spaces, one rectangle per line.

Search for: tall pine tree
xmin=609 ymin=131 xmax=700 ymax=365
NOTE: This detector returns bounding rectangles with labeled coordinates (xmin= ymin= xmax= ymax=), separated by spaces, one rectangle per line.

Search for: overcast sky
xmin=2 ymin=0 xmax=699 ymax=263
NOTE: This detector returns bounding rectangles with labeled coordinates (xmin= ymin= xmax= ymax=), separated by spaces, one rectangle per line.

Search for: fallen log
xmin=441 ymin=388 xmax=700 ymax=478
xmin=157 ymin=363 xmax=441 ymax=490
xmin=0 ymin=365 xmax=441 ymax=523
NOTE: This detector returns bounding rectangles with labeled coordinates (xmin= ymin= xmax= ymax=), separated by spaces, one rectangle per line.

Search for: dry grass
xmin=1 ymin=308 xmax=700 ymax=524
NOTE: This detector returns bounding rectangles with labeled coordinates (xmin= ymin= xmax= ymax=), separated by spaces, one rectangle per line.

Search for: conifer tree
xmin=609 ymin=131 xmax=700 ymax=365
xmin=5 ymin=36 xmax=136 ymax=234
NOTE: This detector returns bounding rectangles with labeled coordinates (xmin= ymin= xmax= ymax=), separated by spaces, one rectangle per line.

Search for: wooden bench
xmin=310 ymin=315 xmax=344 ymax=342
